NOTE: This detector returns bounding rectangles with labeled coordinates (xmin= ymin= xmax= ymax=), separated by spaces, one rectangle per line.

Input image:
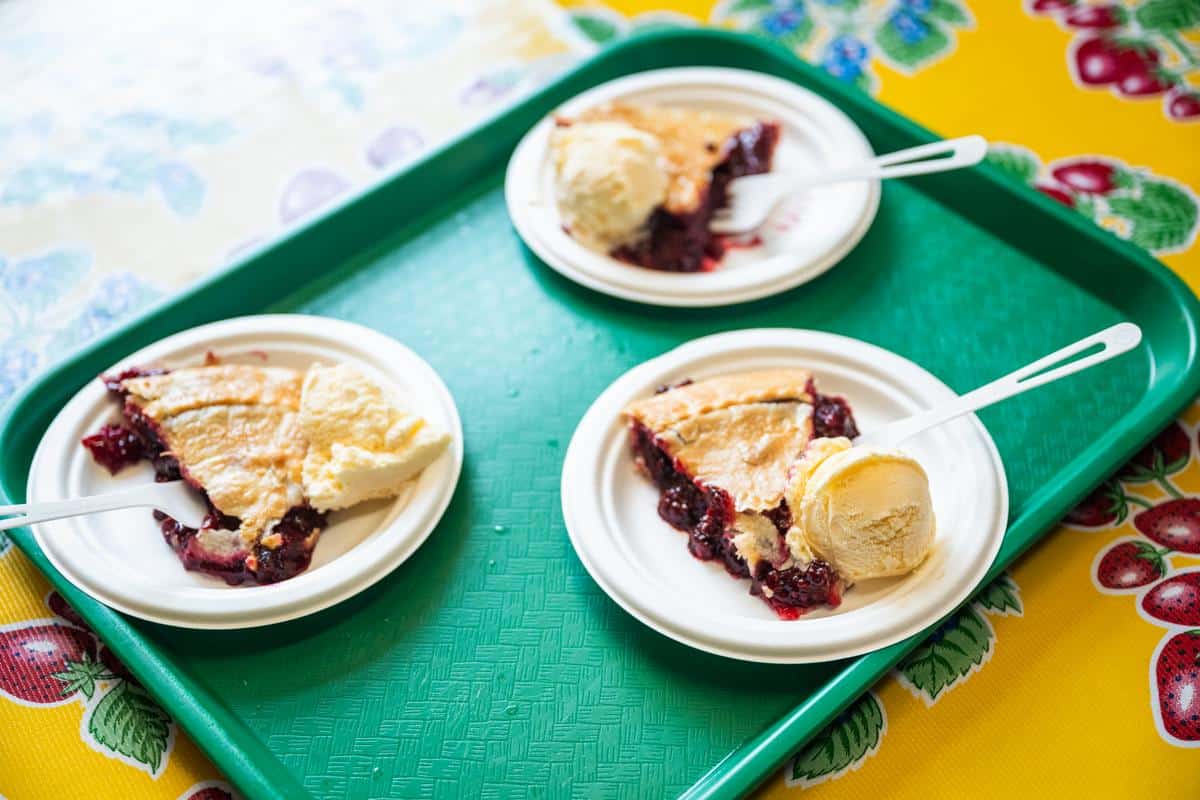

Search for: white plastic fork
xmin=710 ymin=135 xmax=989 ymax=234
xmin=0 ymin=480 xmax=208 ymax=531
xmin=854 ymin=322 xmax=1144 ymax=451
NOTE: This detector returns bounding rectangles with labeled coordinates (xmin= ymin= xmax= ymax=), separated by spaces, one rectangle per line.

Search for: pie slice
xmin=554 ymin=102 xmax=780 ymax=272
xmin=82 ymin=359 xmax=453 ymax=586
xmin=623 ymin=369 xmax=860 ymax=618
xmin=85 ymin=364 xmax=326 ymax=585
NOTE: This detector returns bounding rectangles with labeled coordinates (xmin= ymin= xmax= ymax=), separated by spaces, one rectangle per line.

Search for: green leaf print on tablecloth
xmin=1108 ymin=180 xmax=1199 ymax=252
xmin=566 ymin=4 xmax=692 ymax=45
xmin=571 ymin=12 xmax=622 ymax=44
xmin=985 ymin=146 xmax=1040 ymax=185
xmin=894 ymin=574 xmax=1024 ymax=704
xmin=789 ymin=692 xmax=886 ymax=788
xmin=712 ymin=0 xmax=972 ymax=94
xmin=927 ymin=0 xmax=969 ymax=24
xmin=975 ymin=575 xmax=1023 ymax=616
xmin=728 ymin=0 xmax=776 ymax=11
xmin=1135 ymin=0 xmax=1200 ymax=32
xmin=86 ymin=680 xmax=173 ymax=775
xmin=874 ymin=8 xmax=950 ymax=68
xmin=895 ymin=605 xmax=993 ymax=703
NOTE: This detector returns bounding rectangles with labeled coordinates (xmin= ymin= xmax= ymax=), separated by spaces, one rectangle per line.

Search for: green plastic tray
xmin=2 ymin=30 xmax=1198 ymax=799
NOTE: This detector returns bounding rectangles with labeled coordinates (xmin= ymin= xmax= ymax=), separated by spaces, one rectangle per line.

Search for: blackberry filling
xmin=612 ymin=122 xmax=780 ymax=273
xmin=631 ymin=420 xmax=840 ymax=614
xmin=754 ymin=562 xmax=842 ymax=621
xmin=627 ymin=373 xmax=861 ymax=618
xmin=154 ymin=504 xmax=326 ymax=586
xmin=81 ymin=424 xmax=147 ymax=475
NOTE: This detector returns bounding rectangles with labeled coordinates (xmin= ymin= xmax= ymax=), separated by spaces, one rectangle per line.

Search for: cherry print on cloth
xmin=0 ymin=593 xmax=177 ymax=776
xmin=987 ymin=144 xmax=1200 ymax=255
xmin=1028 ymin=0 xmax=1200 ymax=123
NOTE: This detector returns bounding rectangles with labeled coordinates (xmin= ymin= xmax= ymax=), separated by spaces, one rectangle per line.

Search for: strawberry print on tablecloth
xmin=1065 ymin=415 xmax=1200 ymax=747
xmin=0 ymin=591 xmax=176 ymax=776
xmin=986 ymin=144 xmax=1199 ymax=254
xmin=178 ymin=781 xmax=238 ymax=800
xmin=1092 ymin=536 xmax=1170 ymax=591
xmin=1027 ymin=0 xmax=1200 ymax=123
xmin=1151 ymin=629 xmax=1200 ymax=744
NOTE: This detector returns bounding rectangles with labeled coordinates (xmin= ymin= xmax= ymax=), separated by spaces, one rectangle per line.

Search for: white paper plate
xmin=562 ymin=329 xmax=1008 ymax=663
xmin=29 ymin=315 xmax=463 ymax=629
xmin=505 ymin=67 xmax=879 ymax=307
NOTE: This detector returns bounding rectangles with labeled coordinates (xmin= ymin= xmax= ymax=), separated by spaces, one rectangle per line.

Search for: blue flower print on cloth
xmin=0 ymin=343 xmax=39 ymax=406
xmin=0 ymin=250 xmax=90 ymax=311
xmin=712 ymin=0 xmax=973 ymax=92
xmin=0 ymin=112 xmax=222 ymax=216
xmin=47 ymin=273 xmax=161 ymax=361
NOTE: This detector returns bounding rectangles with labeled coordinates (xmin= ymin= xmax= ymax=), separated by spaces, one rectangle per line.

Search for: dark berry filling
xmin=83 ymin=366 xmax=176 ymax=476
xmin=806 ymin=378 xmax=860 ymax=440
xmin=122 ymin=402 xmax=182 ymax=482
xmin=152 ymin=506 xmax=326 ymax=587
xmin=654 ymin=378 xmax=693 ymax=395
xmin=763 ymin=501 xmax=792 ymax=537
xmin=631 ymin=421 xmax=837 ymax=615
xmin=611 ymin=122 xmax=780 ymax=273
xmin=754 ymin=561 xmax=842 ymax=621
xmin=156 ymin=508 xmax=247 ymax=584
xmin=81 ymin=424 xmax=148 ymax=475
xmin=252 ymin=505 xmax=326 ymax=584
xmin=631 ymin=377 xmax=861 ymax=617
xmin=630 ymin=422 xmax=744 ymax=575
xmin=154 ymin=504 xmax=325 ymax=586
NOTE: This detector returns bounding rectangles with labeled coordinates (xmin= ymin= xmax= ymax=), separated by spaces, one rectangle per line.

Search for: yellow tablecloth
xmin=1 ymin=1 xmax=1197 ymax=797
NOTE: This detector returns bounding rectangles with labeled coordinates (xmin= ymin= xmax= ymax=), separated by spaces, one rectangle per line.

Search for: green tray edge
xmin=0 ymin=29 xmax=1195 ymax=799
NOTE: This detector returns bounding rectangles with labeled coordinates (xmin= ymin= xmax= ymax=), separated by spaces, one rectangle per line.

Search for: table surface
xmin=0 ymin=1 xmax=1197 ymax=798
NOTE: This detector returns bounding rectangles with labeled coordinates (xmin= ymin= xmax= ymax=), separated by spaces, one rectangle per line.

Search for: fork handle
xmin=0 ymin=486 xmax=164 ymax=530
xmin=856 ymin=322 xmax=1143 ymax=450
xmin=790 ymin=135 xmax=988 ymax=187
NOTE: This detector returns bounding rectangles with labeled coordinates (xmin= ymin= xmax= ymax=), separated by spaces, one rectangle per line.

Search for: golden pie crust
xmin=624 ymin=368 xmax=813 ymax=433
xmin=121 ymin=365 xmax=310 ymax=546
xmin=624 ymin=369 xmax=816 ymax=511
xmin=568 ymin=102 xmax=755 ymax=214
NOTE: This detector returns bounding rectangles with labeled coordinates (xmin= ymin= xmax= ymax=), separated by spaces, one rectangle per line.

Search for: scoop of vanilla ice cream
xmin=299 ymin=364 xmax=450 ymax=512
xmin=550 ymin=121 xmax=668 ymax=250
xmin=786 ymin=437 xmax=934 ymax=582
